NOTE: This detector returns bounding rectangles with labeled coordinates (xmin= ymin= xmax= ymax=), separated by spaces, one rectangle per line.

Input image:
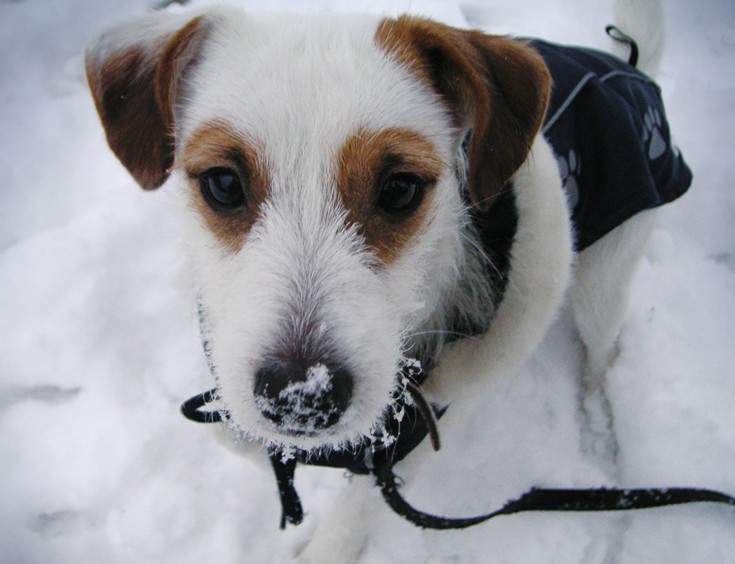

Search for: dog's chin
xmin=227 ymin=376 xmax=408 ymax=456
xmin=234 ymin=419 xmax=373 ymax=455
xmin=224 ymin=399 xmax=395 ymax=454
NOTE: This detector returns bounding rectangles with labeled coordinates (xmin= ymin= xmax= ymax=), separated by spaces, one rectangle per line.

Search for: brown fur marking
xmin=375 ymin=16 xmax=551 ymax=211
xmin=336 ymin=128 xmax=443 ymax=265
xmin=182 ymin=122 xmax=271 ymax=253
xmin=85 ymin=16 xmax=210 ymax=190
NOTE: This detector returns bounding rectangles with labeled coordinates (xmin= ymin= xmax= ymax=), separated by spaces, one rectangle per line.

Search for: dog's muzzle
xmin=253 ymin=359 xmax=353 ymax=435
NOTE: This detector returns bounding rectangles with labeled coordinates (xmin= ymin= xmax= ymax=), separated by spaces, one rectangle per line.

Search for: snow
xmin=255 ymin=363 xmax=342 ymax=433
xmin=1 ymin=0 xmax=734 ymax=562
xmin=289 ymin=365 xmax=333 ymax=398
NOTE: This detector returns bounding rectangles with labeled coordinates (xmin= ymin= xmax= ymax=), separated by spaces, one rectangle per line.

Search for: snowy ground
xmin=1 ymin=0 xmax=734 ymax=562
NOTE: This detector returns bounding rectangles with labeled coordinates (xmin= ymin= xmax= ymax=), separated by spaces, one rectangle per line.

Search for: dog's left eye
xmin=377 ymin=173 xmax=425 ymax=216
xmin=199 ymin=168 xmax=245 ymax=210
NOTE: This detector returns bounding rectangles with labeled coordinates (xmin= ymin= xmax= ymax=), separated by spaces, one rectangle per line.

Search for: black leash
xmin=377 ymin=463 xmax=735 ymax=529
xmin=181 ymin=388 xmax=223 ymax=423
xmin=181 ymin=377 xmax=735 ymax=530
xmin=270 ymin=455 xmax=303 ymax=529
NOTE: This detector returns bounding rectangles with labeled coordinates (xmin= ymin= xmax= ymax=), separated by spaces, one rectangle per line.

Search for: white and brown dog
xmin=86 ymin=0 xmax=689 ymax=557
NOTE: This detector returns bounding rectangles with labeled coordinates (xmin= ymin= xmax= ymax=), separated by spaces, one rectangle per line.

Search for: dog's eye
xmin=199 ymin=168 xmax=245 ymax=210
xmin=377 ymin=173 xmax=425 ymax=216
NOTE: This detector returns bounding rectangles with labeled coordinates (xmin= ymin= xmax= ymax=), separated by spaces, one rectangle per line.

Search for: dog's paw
xmin=579 ymin=386 xmax=619 ymax=471
xmin=296 ymin=477 xmax=375 ymax=564
xmin=297 ymin=520 xmax=369 ymax=564
xmin=556 ymin=149 xmax=581 ymax=209
xmin=642 ymin=106 xmax=666 ymax=160
xmin=579 ymin=349 xmax=621 ymax=475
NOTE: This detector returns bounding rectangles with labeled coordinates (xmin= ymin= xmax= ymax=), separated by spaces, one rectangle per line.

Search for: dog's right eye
xmin=199 ymin=168 xmax=245 ymax=210
xmin=377 ymin=173 xmax=426 ymax=217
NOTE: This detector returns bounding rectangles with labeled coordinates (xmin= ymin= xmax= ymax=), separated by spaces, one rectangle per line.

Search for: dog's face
xmin=86 ymin=8 xmax=549 ymax=451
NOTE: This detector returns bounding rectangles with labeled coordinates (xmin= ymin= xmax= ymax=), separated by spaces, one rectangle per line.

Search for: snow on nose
xmin=254 ymin=361 xmax=353 ymax=434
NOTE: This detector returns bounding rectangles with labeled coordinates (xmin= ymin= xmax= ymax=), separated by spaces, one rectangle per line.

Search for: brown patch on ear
xmin=336 ymin=128 xmax=443 ymax=265
xmin=181 ymin=122 xmax=271 ymax=253
xmin=376 ymin=16 xmax=551 ymax=211
xmin=86 ymin=16 xmax=210 ymax=190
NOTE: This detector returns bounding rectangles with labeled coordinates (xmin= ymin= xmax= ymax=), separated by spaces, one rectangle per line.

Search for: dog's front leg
xmin=297 ymin=475 xmax=379 ymax=564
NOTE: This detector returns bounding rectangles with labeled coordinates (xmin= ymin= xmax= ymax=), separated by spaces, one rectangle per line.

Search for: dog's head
xmin=86 ymin=8 xmax=549 ymax=452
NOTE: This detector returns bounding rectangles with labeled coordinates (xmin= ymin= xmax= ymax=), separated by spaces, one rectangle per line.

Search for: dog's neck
xmin=407 ymin=183 xmax=518 ymax=367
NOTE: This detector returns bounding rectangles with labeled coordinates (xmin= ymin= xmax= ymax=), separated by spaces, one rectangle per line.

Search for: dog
xmin=86 ymin=1 xmax=690 ymax=559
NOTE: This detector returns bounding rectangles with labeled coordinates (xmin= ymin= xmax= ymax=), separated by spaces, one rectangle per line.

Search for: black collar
xmin=181 ymin=358 xmax=447 ymax=528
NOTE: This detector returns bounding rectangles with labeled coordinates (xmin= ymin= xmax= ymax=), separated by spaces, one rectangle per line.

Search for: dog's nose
xmin=254 ymin=359 xmax=353 ymax=433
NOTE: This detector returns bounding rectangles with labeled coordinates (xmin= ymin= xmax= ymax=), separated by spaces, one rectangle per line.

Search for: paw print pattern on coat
xmin=643 ymin=107 xmax=666 ymax=160
xmin=557 ymin=149 xmax=581 ymax=209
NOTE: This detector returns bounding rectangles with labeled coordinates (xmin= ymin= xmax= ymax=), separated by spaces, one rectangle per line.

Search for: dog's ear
xmin=376 ymin=17 xmax=551 ymax=211
xmin=85 ymin=13 xmax=211 ymax=189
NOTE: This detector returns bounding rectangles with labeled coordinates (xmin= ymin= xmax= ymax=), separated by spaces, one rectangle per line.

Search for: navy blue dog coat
xmin=530 ymin=39 xmax=693 ymax=250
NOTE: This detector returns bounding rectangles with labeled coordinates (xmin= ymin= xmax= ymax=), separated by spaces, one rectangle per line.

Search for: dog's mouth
xmin=183 ymin=357 xmax=443 ymax=453
xmin=256 ymin=357 xmax=442 ymax=451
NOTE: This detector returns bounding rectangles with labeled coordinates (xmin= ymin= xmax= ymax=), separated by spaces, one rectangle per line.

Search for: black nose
xmin=254 ymin=359 xmax=353 ymax=433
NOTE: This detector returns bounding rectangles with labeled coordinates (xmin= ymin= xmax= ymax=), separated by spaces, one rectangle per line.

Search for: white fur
xmin=426 ymin=136 xmax=574 ymax=401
